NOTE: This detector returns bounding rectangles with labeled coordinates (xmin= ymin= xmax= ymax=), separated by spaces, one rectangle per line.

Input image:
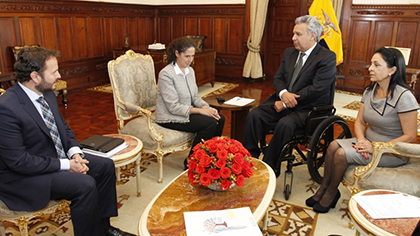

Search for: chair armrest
xmin=352 ymin=142 xmax=420 ymax=189
xmin=120 ymin=101 xmax=164 ymax=143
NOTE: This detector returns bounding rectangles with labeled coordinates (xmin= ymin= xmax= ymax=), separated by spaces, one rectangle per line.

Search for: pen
xmin=236 ymin=97 xmax=243 ymax=101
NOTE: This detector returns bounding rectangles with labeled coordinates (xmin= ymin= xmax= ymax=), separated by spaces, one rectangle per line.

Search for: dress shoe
xmin=305 ymin=196 xmax=319 ymax=207
xmin=105 ymin=226 xmax=136 ymax=236
xmin=313 ymin=190 xmax=341 ymax=213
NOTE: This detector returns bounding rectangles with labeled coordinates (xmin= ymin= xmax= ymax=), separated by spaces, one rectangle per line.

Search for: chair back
xmin=108 ymin=50 xmax=157 ymax=128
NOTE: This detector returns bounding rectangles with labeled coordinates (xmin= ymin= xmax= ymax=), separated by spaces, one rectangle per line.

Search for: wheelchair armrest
xmin=311 ymin=105 xmax=335 ymax=113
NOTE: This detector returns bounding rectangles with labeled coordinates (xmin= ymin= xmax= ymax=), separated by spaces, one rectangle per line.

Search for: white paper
xmin=83 ymin=142 xmax=128 ymax=158
xmin=353 ymin=193 xmax=420 ymax=219
xmin=224 ymin=96 xmax=255 ymax=106
xmin=184 ymin=207 xmax=263 ymax=236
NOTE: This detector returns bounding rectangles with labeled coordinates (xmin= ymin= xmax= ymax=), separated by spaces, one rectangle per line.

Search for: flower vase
xmin=207 ymin=183 xmax=236 ymax=191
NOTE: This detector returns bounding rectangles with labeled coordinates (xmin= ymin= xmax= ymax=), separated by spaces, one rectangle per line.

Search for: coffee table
xmin=348 ymin=189 xmax=420 ymax=236
xmin=138 ymin=158 xmax=276 ymax=236
xmin=104 ymin=134 xmax=143 ymax=197
xmin=204 ymin=93 xmax=256 ymax=142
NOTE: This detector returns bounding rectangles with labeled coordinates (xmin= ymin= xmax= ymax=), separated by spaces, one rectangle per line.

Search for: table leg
xmin=263 ymin=211 xmax=268 ymax=231
xmin=230 ymin=109 xmax=249 ymax=142
xmin=116 ymin=167 xmax=121 ymax=182
xmin=135 ymin=154 xmax=142 ymax=197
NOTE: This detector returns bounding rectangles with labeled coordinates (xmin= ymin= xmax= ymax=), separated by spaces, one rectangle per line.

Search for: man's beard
xmin=35 ymin=76 xmax=56 ymax=94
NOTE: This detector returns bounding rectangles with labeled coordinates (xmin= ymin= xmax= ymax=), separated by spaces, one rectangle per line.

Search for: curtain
xmin=331 ymin=0 xmax=343 ymax=24
xmin=242 ymin=0 xmax=269 ymax=79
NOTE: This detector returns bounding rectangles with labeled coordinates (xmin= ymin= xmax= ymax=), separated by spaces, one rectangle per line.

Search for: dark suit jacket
xmin=0 ymin=84 xmax=80 ymax=211
xmin=271 ymin=43 xmax=336 ymax=122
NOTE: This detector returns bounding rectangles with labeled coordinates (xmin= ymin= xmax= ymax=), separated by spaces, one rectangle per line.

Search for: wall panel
xmin=87 ymin=17 xmax=104 ymax=58
xmin=40 ymin=17 xmax=59 ymax=51
xmin=0 ymin=17 xmax=16 ymax=70
xmin=19 ymin=18 xmax=38 ymax=46
xmin=341 ymin=4 xmax=420 ymax=100
xmin=57 ymin=17 xmax=74 ymax=62
xmin=0 ymin=1 xmax=243 ymax=91
xmin=74 ymin=17 xmax=88 ymax=59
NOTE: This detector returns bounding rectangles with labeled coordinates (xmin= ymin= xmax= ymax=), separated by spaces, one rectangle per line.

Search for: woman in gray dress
xmin=306 ymin=47 xmax=419 ymax=213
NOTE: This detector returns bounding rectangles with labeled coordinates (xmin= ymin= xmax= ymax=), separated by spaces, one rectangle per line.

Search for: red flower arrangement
xmin=187 ymin=136 xmax=254 ymax=190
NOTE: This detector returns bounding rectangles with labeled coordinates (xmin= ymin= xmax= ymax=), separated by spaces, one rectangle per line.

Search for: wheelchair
xmin=260 ymin=78 xmax=352 ymax=200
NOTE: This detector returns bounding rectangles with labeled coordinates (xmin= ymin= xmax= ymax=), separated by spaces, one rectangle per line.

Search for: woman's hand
xmin=200 ymin=106 xmax=221 ymax=120
xmin=353 ymin=139 xmax=372 ymax=160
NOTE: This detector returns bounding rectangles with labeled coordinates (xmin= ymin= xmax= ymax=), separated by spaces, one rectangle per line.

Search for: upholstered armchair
xmin=107 ymin=50 xmax=195 ymax=183
xmin=343 ymin=142 xmax=420 ymax=197
xmin=0 ymin=199 xmax=70 ymax=236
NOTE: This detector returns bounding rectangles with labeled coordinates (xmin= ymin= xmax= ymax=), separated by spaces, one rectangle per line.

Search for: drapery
xmin=331 ymin=0 xmax=343 ymax=24
xmin=242 ymin=0 xmax=269 ymax=79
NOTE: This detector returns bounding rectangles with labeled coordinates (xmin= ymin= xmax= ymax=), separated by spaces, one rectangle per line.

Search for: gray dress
xmin=336 ymin=84 xmax=419 ymax=167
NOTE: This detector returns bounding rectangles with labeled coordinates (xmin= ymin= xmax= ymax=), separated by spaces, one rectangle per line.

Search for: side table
xmin=204 ymin=93 xmax=256 ymax=142
xmin=349 ymin=189 xmax=420 ymax=236
xmin=104 ymin=134 xmax=143 ymax=197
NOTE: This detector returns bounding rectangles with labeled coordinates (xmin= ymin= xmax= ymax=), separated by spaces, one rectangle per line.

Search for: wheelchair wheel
xmin=307 ymin=115 xmax=352 ymax=184
xmin=284 ymin=184 xmax=291 ymax=200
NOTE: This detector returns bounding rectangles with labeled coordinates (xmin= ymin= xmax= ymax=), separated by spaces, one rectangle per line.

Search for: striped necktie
xmin=36 ymin=96 xmax=67 ymax=159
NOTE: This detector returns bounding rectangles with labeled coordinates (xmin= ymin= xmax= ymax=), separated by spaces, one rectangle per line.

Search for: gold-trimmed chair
xmin=107 ymin=50 xmax=195 ymax=183
xmin=0 ymin=199 xmax=70 ymax=236
xmin=343 ymin=142 xmax=420 ymax=197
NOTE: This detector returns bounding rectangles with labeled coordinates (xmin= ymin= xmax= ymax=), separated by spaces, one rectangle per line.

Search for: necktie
xmin=288 ymin=52 xmax=306 ymax=91
xmin=36 ymin=96 xmax=67 ymax=159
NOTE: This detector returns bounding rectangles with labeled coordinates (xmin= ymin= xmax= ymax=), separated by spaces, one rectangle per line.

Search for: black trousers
xmin=159 ymin=113 xmax=225 ymax=156
xmin=242 ymin=94 xmax=305 ymax=173
xmin=50 ymin=154 xmax=117 ymax=236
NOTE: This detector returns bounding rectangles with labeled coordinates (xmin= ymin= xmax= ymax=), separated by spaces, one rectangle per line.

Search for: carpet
xmin=87 ymin=82 xmax=239 ymax=98
xmin=3 ymin=151 xmax=356 ymax=236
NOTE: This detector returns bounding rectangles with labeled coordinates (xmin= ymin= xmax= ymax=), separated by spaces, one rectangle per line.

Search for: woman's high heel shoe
xmin=305 ymin=196 xmax=319 ymax=207
xmin=313 ymin=190 xmax=341 ymax=213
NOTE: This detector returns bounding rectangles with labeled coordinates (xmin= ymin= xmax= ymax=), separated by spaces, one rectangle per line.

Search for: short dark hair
xmin=166 ymin=37 xmax=196 ymax=65
xmin=14 ymin=46 xmax=60 ymax=83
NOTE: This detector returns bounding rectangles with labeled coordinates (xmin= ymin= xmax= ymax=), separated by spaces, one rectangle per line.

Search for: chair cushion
xmin=343 ymin=158 xmax=420 ymax=197
xmin=121 ymin=116 xmax=195 ymax=150
xmin=0 ymin=199 xmax=61 ymax=219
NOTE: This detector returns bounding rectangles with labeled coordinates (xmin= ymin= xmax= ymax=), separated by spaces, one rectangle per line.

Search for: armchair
xmin=107 ymin=50 xmax=195 ymax=183
xmin=343 ymin=142 xmax=420 ymax=197
xmin=0 ymin=199 xmax=70 ymax=236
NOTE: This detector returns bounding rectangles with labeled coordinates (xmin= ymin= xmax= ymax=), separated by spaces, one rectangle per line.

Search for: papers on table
xmin=353 ymin=193 xmax=420 ymax=219
xmin=184 ymin=207 xmax=263 ymax=236
xmin=224 ymin=96 xmax=255 ymax=106
xmin=83 ymin=142 xmax=128 ymax=158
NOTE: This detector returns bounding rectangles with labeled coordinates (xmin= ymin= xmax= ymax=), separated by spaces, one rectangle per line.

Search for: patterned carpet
xmin=3 ymin=150 xmax=357 ymax=236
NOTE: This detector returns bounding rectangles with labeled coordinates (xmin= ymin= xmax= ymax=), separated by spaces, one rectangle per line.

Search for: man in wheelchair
xmin=243 ymin=15 xmax=337 ymax=176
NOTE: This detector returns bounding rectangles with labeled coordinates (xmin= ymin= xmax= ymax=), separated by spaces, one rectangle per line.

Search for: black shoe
xmin=305 ymin=196 xmax=319 ymax=207
xmin=105 ymin=226 xmax=136 ymax=236
xmin=313 ymin=190 xmax=341 ymax=214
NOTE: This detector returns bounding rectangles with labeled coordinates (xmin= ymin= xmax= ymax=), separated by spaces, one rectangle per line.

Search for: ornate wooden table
xmin=204 ymin=93 xmax=256 ymax=142
xmin=138 ymin=158 xmax=276 ymax=236
xmin=105 ymin=134 xmax=143 ymax=197
xmin=349 ymin=189 xmax=420 ymax=236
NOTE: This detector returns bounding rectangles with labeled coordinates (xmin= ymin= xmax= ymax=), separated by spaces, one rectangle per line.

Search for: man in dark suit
xmin=0 ymin=47 xmax=134 ymax=236
xmin=243 ymin=15 xmax=337 ymax=175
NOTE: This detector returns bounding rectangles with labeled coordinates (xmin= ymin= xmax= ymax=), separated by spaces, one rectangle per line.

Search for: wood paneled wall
xmin=339 ymin=4 xmax=420 ymax=100
xmin=0 ymin=1 xmax=247 ymax=92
